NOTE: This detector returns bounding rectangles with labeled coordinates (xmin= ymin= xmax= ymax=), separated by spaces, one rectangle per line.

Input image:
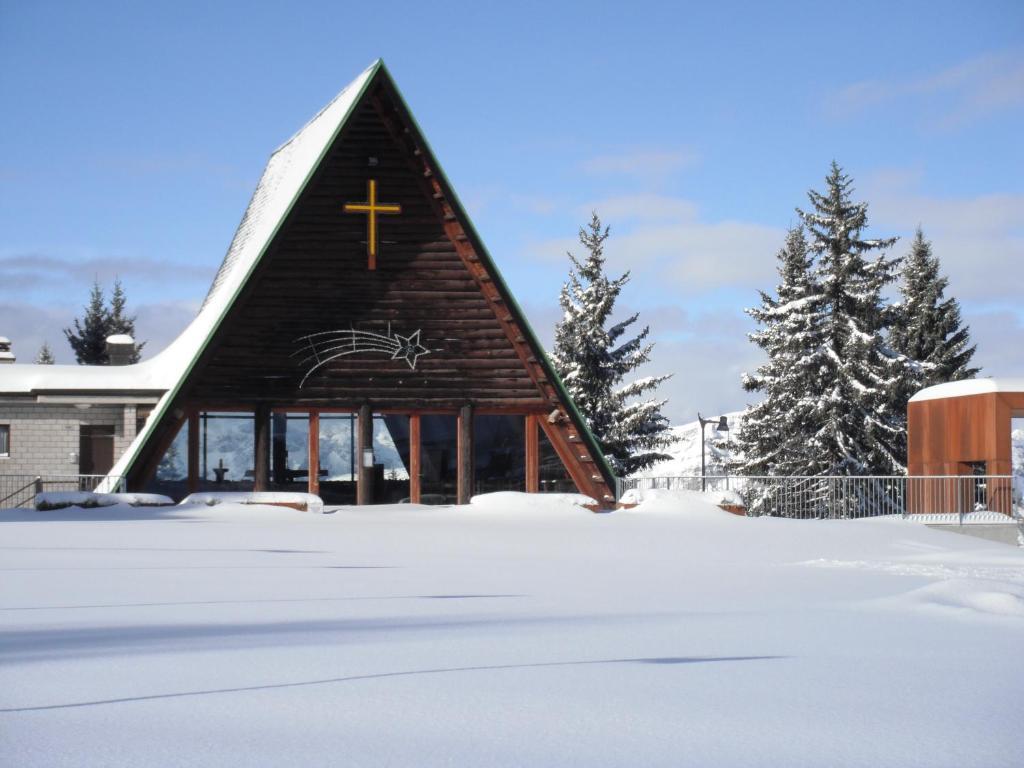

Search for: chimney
xmin=0 ymin=336 xmax=14 ymax=364
xmin=105 ymin=334 xmax=136 ymax=366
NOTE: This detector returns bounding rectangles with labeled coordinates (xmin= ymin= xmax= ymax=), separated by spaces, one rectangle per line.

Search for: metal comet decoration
xmin=293 ymin=325 xmax=430 ymax=387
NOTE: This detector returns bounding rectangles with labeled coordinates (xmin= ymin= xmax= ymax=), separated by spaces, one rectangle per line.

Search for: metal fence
xmin=618 ymin=475 xmax=1020 ymax=520
xmin=0 ymin=475 xmax=127 ymax=510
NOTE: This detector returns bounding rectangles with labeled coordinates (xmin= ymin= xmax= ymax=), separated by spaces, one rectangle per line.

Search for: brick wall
xmin=0 ymin=402 xmax=137 ymax=479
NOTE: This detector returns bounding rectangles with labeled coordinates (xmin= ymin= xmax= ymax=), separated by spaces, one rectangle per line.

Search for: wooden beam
xmin=308 ymin=410 xmax=320 ymax=497
xmin=457 ymin=404 xmax=473 ymax=505
xmin=409 ymin=414 xmax=421 ymax=504
xmin=253 ymin=404 xmax=271 ymax=492
xmin=525 ymin=414 xmax=539 ymax=493
xmin=357 ymin=404 xmax=373 ymax=505
xmin=187 ymin=409 xmax=200 ymax=494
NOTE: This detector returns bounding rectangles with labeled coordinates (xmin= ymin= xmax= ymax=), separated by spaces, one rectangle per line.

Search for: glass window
xmin=319 ymin=413 xmax=357 ymax=505
xmin=420 ymin=415 xmax=457 ymax=504
xmin=474 ymin=415 xmax=525 ymax=494
xmin=539 ymin=427 xmax=577 ymax=493
xmin=199 ymin=412 xmax=254 ymax=492
xmin=148 ymin=419 xmax=188 ymax=497
xmin=271 ymin=413 xmax=310 ymax=492
xmin=0 ymin=424 xmax=10 ymax=456
xmin=373 ymin=415 xmax=410 ymax=503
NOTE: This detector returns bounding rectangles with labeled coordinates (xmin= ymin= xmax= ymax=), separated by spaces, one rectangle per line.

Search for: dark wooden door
xmin=79 ymin=425 xmax=115 ymax=476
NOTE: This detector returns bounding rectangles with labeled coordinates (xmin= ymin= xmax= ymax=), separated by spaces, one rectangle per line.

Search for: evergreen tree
xmin=890 ymin=227 xmax=978 ymax=387
xmin=64 ymin=280 xmax=111 ymax=365
xmin=795 ymin=161 xmax=903 ymax=475
xmin=738 ymin=226 xmax=827 ymax=476
xmin=552 ymin=213 xmax=673 ymax=476
xmin=108 ymin=277 xmax=145 ymax=363
xmin=886 ymin=228 xmax=978 ymax=466
xmin=35 ymin=341 xmax=55 ymax=365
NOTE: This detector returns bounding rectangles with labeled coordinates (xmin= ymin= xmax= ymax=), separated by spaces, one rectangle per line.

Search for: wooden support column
xmin=357 ymin=404 xmax=373 ymax=505
xmin=253 ymin=404 xmax=271 ymax=492
xmin=308 ymin=411 xmax=320 ymax=497
xmin=186 ymin=410 xmax=200 ymax=494
xmin=525 ymin=414 xmax=540 ymax=493
xmin=409 ymin=414 xmax=421 ymax=504
xmin=457 ymin=404 xmax=474 ymax=505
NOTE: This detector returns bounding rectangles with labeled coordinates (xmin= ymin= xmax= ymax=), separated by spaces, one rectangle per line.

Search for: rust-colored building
xmin=907 ymin=378 xmax=1024 ymax=514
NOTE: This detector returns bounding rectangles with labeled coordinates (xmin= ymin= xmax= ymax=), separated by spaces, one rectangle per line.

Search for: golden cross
xmin=343 ymin=179 xmax=401 ymax=270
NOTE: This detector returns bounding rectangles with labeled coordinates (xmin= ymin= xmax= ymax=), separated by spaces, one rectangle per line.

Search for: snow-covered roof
xmin=909 ymin=378 xmax=1024 ymax=403
xmin=0 ymin=61 xmax=379 ymax=400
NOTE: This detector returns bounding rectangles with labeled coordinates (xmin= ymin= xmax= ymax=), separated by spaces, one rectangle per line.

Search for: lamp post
xmin=698 ymin=413 xmax=729 ymax=492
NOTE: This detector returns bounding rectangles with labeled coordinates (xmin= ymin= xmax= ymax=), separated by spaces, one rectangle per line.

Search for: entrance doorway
xmin=79 ymin=425 xmax=115 ymax=477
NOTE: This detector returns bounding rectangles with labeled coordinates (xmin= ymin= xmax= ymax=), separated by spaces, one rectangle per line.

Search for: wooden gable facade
xmin=124 ymin=62 xmax=617 ymax=507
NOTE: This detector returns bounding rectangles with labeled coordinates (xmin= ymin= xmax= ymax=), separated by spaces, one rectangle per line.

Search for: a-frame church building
xmin=0 ymin=61 xmax=617 ymax=508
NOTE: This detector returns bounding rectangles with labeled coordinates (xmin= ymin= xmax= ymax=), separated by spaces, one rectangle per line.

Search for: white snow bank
xmin=34 ymin=491 xmax=175 ymax=510
xmin=34 ymin=491 xmax=105 ymax=510
xmin=179 ymin=491 xmax=325 ymax=514
xmin=876 ymin=578 xmax=1024 ymax=619
xmin=620 ymin=486 xmax=744 ymax=513
xmin=470 ymin=491 xmax=598 ymax=512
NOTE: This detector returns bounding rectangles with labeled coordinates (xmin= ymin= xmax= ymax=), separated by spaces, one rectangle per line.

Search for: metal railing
xmin=0 ymin=475 xmax=126 ymax=510
xmin=618 ymin=475 xmax=1020 ymax=520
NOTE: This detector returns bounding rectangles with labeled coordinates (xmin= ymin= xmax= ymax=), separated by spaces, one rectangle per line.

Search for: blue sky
xmin=2 ymin=0 xmax=1022 ymax=422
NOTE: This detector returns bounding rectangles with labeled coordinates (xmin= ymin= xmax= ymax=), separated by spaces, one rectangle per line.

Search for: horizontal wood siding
xmin=182 ymin=95 xmax=544 ymax=411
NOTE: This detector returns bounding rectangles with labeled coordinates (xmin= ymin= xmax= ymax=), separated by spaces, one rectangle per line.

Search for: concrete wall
xmin=0 ymin=401 xmax=138 ymax=478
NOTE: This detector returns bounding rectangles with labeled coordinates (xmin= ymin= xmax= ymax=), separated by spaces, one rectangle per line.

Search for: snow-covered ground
xmin=2 ymin=492 xmax=1023 ymax=767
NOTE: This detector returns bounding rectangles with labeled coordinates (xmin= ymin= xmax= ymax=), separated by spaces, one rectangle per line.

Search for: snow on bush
xmin=179 ymin=491 xmax=325 ymax=514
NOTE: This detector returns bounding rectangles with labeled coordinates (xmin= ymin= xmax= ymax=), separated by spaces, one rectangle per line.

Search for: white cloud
xmin=826 ymin=50 xmax=1024 ymax=129
xmin=581 ymin=149 xmax=700 ymax=182
xmin=0 ymin=252 xmax=214 ymax=299
xmin=861 ymin=171 xmax=1024 ymax=304
xmin=526 ymin=193 xmax=783 ymax=294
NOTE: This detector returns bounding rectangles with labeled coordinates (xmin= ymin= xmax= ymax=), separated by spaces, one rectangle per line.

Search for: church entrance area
xmin=145 ymin=408 xmax=570 ymax=506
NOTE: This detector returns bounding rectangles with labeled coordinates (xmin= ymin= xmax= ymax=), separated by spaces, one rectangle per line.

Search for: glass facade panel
xmin=373 ymin=415 xmax=410 ymax=503
xmin=149 ymin=419 xmax=188 ymax=498
xmin=474 ymin=415 xmax=525 ymax=494
xmin=319 ymin=413 xmax=357 ymax=505
xmin=539 ymin=427 xmax=577 ymax=493
xmin=198 ymin=412 xmax=254 ymax=492
xmin=420 ymin=415 xmax=457 ymax=504
xmin=271 ymin=413 xmax=310 ymax=492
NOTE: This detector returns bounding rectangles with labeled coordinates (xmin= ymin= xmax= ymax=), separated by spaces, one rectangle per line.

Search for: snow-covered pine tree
xmin=891 ymin=227 xmax=978 ymax=387
xmin=552 ymin=213 xmax=673 ymax=476
xmin=35 ymin=341 xmax=55 ymax=365
xmin=796 ymin=161 xmax=903 ymax=475
xmin=738 ymin=225 xmax=827 ymax=476
xmin=887 ymin=228 xmax=978 ymax=465
xmin=109 ymin=277 xmax=145 ymax=363
xmin=64 ymin=281 xmax=111 ymax=365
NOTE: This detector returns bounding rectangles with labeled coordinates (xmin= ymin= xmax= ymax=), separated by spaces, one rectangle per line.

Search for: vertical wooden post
xmin=357 ymin=404 xmax=373 ymax=505
xmin=308 ymin=411 xmax=320 ymax=497
xmin=187 ymin=410 xmax=200 ymax=494
xmin=457 ymin=404 xmax=474 ymax=505
xmin=525 ymin=414 xmax=539 ymax=493
xmin=409 ymin=414 xmax=421 ymax=504
xmin=253 ymin=404 xmax=270 ymax=492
